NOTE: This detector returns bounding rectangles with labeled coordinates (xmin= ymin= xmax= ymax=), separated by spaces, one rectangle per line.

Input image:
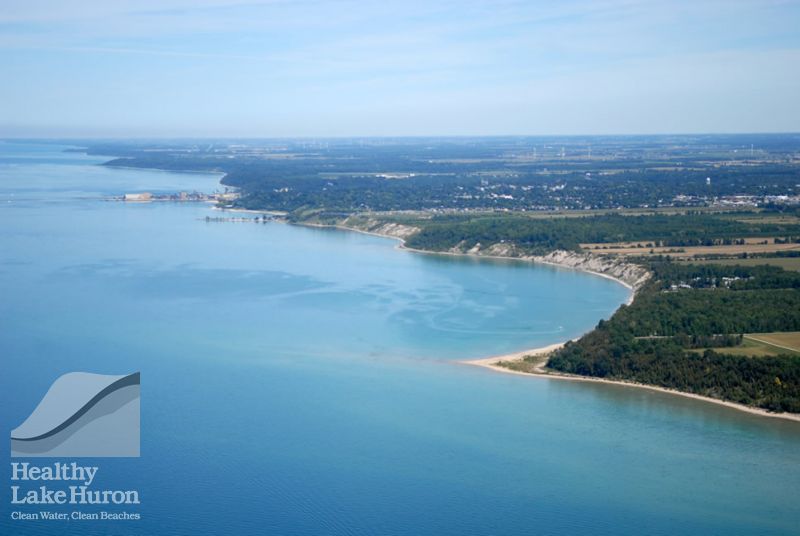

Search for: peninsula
xmin=79 ymin=135 xmax=800 ymax=418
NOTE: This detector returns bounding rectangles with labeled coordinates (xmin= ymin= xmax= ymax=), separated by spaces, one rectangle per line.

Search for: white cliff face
xmin=531 ymin=250 xmax=651 ymax=290
xmin=445 ymin=241 xmax=648 ymax=290
xmin=338 ymin=217 xmax=650 ymax=291
xmin=434 ymin=238 xmax=649 ymax=290
xmin=370 ymin=222 xmax=420 ymax=240
xmin=342 ymin=217 xmax=420 ymax=240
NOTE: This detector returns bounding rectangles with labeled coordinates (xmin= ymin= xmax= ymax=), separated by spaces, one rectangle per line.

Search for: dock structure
xmin=123 ymin=192 xmax=152 ymax=202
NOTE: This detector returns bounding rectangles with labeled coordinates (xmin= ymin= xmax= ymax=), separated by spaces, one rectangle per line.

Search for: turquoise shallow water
xmin=1 ymin=142 xmax=799 ymax=535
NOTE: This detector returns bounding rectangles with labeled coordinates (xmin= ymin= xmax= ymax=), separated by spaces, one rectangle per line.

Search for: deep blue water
xmin=1 ymin=141 xmax=799 ymax=535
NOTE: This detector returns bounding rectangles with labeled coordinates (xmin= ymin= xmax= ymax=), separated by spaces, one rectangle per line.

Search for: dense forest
xmin=546 ymin=263 xmax=800 ymax=412
xmin=402 ymin=213 xmax=800 ymax=255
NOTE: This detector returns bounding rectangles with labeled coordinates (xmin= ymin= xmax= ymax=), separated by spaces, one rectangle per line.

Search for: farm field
xmin=745 ymin=332 xmax=800 ymax=353
xmin=582 ymin=240 xmax=800 ymax=258
xmin=689 ymin=332 xmax=800 ymax=357
xmin=682 ymin=256 xmax=800 ymax=271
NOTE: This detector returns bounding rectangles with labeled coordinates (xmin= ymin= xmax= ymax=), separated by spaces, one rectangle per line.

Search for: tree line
xmin=547 ymin=262 xmax=800 ymax=413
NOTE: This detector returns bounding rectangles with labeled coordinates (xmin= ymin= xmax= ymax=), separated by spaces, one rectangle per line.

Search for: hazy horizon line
xmin=2 ymin=130 xmax=799 ymax=142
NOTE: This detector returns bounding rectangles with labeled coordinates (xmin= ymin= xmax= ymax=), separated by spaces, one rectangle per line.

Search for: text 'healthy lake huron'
xmin=1 ymin=142 xmax=799 ymax=535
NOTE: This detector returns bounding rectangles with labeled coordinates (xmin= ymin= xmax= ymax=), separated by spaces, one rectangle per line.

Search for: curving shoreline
xmin=317 ymin=217 xmax=800 ymax=423
xmin=213 ymin=207 xmax=642 ymax=293
xmin=290 ymin=218 xmax=643 ymax=296
xmin=215 ymin=207 xmax=800 ymax=423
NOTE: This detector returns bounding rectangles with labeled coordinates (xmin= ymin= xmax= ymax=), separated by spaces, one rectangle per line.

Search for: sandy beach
xmin=216 ymin=207 xmax=799 ymax=423
xmin=462 ymin=344 xmax=800 ymax=423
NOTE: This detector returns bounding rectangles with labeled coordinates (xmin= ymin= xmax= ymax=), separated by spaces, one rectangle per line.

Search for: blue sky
xmin=1 ymin=0 xmax=799 ymax=137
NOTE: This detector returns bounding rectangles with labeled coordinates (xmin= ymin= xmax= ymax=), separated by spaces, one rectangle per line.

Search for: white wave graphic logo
xmin=11 ymin=372 xmax=140 ymax=457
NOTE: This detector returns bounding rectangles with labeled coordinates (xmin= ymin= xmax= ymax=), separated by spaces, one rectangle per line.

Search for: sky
xmin=0 ymin=0 xmax=799 ymax=137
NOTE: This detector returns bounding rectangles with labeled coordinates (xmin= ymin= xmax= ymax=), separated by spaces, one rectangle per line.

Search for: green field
xmin=690 ymin=332 xmax=800 ymax=357
xmin=683 ymin=256 xmax=800 ymax=272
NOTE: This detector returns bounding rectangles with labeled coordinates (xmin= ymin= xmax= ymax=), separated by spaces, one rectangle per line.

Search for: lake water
xmin=1 ymin=141 xmax=798 ymax=535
